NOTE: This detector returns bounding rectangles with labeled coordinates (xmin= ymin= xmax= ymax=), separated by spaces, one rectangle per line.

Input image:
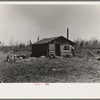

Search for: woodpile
xmin=4 ymin=52 xmax=30 ymax=63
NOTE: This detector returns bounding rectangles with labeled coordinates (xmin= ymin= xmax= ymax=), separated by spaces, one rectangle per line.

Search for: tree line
xmin=74 ymin=38 xmax=100 ymax=49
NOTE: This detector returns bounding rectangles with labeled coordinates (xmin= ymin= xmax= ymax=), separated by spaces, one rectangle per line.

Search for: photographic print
xmin=0 ymin=2 xmax=100 ymax=83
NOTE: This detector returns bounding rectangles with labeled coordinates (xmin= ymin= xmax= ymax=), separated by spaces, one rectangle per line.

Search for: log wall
xmin=49 ymin=43 xmax=73 ymax=56
xmin=49 ymin=44 xmax=55 ymax=54
xmin=60 ymin=44 xmax=72 ymax=56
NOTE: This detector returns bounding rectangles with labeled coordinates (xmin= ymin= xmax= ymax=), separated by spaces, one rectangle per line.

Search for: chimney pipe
xmin=67 ymin=28 xmax=69 ymax=39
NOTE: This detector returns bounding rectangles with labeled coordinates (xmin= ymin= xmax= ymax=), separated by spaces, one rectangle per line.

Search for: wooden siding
xmin=49 ymin=43 xmax=73 ymax=56
xmin=60 ymin=44 xmax=72 ymax=56
xmin=50 ymin=37 xmax=67 ymax=44
xmin=32 ymin=44 xmax=48 ymax=57
xmin=49 ymin=44 xmax=55 ymax=54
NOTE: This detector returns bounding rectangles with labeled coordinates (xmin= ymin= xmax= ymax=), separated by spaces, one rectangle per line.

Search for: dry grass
xmin=0 ymin=49 xmax=100 ymax=82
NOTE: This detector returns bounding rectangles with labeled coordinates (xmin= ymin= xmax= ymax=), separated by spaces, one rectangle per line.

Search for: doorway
xmin=55 ymin=44 xmax=61 ymax=56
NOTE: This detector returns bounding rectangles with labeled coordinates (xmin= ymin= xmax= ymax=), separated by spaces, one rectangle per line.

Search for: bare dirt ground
xmin=0 ymin=49 xmax=100 ymax=83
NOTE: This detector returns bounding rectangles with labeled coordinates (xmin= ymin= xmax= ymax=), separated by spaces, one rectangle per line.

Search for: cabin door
xmin=55 ymin=44 xmax=61 ymax=56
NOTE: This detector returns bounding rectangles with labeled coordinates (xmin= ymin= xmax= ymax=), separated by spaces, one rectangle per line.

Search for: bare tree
xmin=1 ymin=42 xmax=5 ymax=46
xmin=9 ymin=36 xmax=14 ymax=47
xmin=29 ymin=40 xmax=32 ymax=46
xmin=37 ymin=36 xmax=39 ymax=42
xmin=15 ymin=40 xmax=19 ymax=47
xmin=74 ymin=38 xmax=100 ymax=49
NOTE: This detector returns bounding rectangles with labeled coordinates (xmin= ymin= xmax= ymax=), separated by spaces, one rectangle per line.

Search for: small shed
xmin=31 ymin=36 xmax=75 ymax=57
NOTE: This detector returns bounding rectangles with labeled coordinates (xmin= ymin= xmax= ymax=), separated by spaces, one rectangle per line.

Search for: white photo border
xmin=0 ymin=1 xmax=100 ymax=99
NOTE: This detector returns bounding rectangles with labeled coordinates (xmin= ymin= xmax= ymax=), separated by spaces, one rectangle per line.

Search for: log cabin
xmin=32 ymin=29 xmax=75 ymax=57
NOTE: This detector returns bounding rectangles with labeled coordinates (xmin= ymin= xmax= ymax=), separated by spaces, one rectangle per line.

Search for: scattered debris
xmin=97 ymin=58 xmax=100 ymax=60
xmin=78 ymin=55 xmax=83 ymax=58
xmin=96 ymin=51 xmax=100 ymax=54
xmin=56 ymin=56 xmax=62 ymax=59
xmin=4 ymin=54 xmax=17 ymax=63
xmin=41 ymin=56 xmax=45 ymax=58
xmin=52 ymin=68 xmax=56 ymax=71
xmin=87 ymin=52 xmax=94 ymax=57
xmin=63 ymin=54 xmax=73 ymax=58
xmin=4 ymin=52 xmax=30 ymax=63
xmin=52 ymin=68 xmax=63 ymax=71
xmin=46 ymin=53 xmax=57 ymax=59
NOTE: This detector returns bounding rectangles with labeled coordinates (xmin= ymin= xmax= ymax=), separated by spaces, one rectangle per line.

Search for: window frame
xmin=64 ymin=45 xmax=69 ymax=50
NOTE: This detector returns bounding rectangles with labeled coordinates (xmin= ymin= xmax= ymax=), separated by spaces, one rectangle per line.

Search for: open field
xmin=0 ymin=49 xmax=100 ymax=82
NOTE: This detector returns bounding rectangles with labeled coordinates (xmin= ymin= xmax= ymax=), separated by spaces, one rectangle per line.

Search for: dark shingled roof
xmin=33 ymin=36 xmax=75 ymax=45
xmin=33 ymin=36 xmax=60 ymax=44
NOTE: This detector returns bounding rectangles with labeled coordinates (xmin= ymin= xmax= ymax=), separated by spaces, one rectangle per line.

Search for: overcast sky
xmin=0 ymin=4 xmax=100 ymax=45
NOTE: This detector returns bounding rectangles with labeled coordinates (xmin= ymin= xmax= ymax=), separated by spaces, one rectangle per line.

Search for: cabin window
xmin=64 ymin=46 xmax=69 ymax=50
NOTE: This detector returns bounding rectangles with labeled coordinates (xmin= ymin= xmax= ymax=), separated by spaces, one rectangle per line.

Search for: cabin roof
xmin=33 ymin=36 xmax=75 ymax=45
